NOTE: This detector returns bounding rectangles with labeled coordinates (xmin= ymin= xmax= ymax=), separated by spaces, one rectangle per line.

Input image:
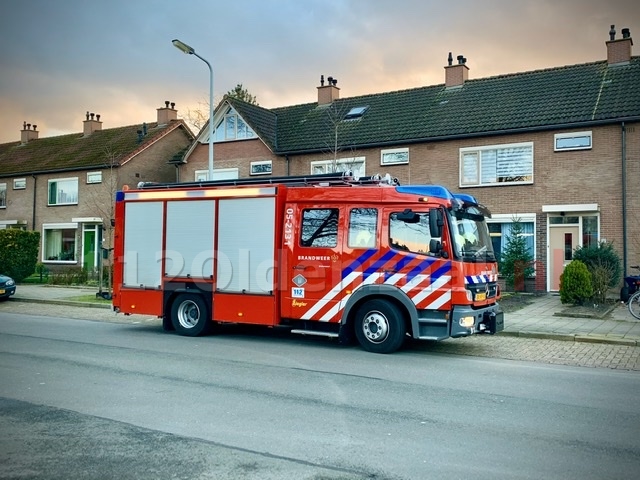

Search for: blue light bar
xmin=452 ymin=193 xmax=480 ymax=206
xmin=396 ymin=185 xmax=454 ymax=201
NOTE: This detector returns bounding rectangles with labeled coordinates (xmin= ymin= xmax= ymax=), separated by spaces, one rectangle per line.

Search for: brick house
xmin=0 ymin=102 xmax=194 ymax=272
xmin=181 ymin=26 xmax=640 ymax=293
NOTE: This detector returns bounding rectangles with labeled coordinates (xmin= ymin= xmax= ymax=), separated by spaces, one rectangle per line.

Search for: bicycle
xmin=622 ymin=265 xmax=640 ymax=320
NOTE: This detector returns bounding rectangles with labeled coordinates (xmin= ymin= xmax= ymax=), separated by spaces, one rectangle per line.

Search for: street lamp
xmin=172 ymin=38 xmax=214 ymax=180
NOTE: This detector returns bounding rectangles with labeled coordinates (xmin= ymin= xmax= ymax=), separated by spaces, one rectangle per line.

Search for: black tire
xmin=354 ymin=299 xmax=406 ymax=354
xmin=170 ymin=293 xmax=211 ymax=337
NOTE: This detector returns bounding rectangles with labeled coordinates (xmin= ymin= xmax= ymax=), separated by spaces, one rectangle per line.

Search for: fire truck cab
xmin=113 ymin=172 xmax=503 ymax=354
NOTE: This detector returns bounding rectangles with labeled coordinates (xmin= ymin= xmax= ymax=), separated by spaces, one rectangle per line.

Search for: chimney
xmin=606 ymin=25 xmax=633 ymax=65
xmin=83 ymin=111 xmax=103 ymax=136
xmin=317 ymin=75 xmax=340 ymax=105
xmin=445 ymin=53 xmax=469 ymax=88
xmin=157 ymin=100 xmax=178 ymax=125
xmin=20 ymin=122 xmax=39 ymax=144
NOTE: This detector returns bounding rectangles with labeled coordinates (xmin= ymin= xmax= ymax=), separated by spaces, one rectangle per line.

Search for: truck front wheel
xmin=171 ymin=293 xmax=211 ymax=337
xmin=354 ymin=299 xmax=406 ymax=354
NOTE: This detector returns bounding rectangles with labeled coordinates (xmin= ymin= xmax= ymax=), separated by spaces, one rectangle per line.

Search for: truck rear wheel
xmin=171 ymin=293 xmax=211 ymax=337
xmin=354 ymin=299 xmax=406 ymax=354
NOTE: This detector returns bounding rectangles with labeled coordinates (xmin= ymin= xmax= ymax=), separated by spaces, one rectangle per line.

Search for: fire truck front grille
xmin=467 ymin=282 xmax=498 ymax=299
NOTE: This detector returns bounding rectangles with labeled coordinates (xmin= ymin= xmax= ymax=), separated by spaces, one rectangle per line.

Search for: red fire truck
xmin=112 ymin=172 xmax=503 ymax=354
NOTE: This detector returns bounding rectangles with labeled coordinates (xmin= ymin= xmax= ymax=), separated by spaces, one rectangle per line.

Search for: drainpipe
xmin=31 ymin=175 xmax=37 ymax=231
xmin=285 ymin=155 xmax=290 ymax=176
xmin=622 ymin=122 xmax=628 ymax=276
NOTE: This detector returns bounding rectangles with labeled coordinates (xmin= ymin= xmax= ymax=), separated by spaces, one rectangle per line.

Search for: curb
xmin=11 ymin=297 xmax=111 ymax=310
xmin=501 ymin=330 xmax=638 ymax=346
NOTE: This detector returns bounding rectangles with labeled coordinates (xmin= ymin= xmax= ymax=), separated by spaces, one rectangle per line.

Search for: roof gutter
xmin=275 ymin=116 xmax=640 ymax=156
xmin=3 ymin=164 xmax=120 ymax=178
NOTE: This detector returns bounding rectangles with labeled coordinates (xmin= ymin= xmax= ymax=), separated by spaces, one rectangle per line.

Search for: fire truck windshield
xmin=451 ymin=210 xmax=496 ymax=263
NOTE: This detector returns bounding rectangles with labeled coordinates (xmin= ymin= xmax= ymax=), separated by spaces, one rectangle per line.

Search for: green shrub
xmin=560 ymin=260 xmax=594 ymax=305
xmin=47 ymin=267 xmax=88 ymax=285
xmin=573 ymin=241 xmax=621 ymax=290
xmin=0 ymin=230 xmax=41 ymax=282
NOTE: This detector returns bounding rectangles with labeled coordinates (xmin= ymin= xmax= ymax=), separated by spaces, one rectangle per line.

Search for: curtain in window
xmin=45 ymin=230 xmax=62 ymax=259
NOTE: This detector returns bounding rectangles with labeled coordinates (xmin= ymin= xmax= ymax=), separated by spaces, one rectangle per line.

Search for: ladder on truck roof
xmin=137 ymin=171 xmax=400 ymax=190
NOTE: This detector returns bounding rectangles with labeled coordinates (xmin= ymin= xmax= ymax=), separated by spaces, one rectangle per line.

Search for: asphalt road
xmin=0 ymin=311 xmax=639 ymax=479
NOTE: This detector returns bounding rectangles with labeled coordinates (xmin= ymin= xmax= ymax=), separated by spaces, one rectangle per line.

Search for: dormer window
xmin=213 ymin=107 xmax=256 ymax=142
xmin=344 ymin=106 xmax=369 ymax=121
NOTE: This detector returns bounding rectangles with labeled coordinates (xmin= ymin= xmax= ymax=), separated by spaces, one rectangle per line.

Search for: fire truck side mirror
xmin=429 ymin=208 xmax=443 ymax=238
xmin=429 ymin=239 xmax=448 ymax=258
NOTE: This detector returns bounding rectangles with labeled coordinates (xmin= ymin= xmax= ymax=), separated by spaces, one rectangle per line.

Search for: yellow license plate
xmin=0 ymin=289 xmax=4 ymax=294
xmin=475 ymin=292 xmax=486 ymax=301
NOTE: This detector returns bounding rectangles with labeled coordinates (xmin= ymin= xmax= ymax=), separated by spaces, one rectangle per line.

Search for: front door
xmin=83 ymin=229 xmax=96 ymax=271
xmin=549 ymin=225 xmax=579 ymax=291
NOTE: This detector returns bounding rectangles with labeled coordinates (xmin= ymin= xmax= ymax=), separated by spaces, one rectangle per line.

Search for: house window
xmin=381 ymin=148 xmax=409 ymax=166
xmin=348 ymin=208 xmax=378 ymax=248
xmin=554 ymin=131 xmax=592 ymax=151
xmin=195 ymin=168 xmax=239 ymax=182
xmin=344 ymin=106 xmax=369 ymax=120
xmin=0 ymin=183 xmax=5 ymax=208
xmin=212 ymin=107 xmax=256 ymax=142
xmin=300 ymin=209 xmax=339 ymax=247
xmin=311 ymin=157 xmax=365 ymax=178
xmin=48 ymin=177 xmax=78 ymax=205
xmin=460 ymin=143 xmax=533 ymax=187
xmin=43 ymin=224 xmax=77 ymax=262
xmin=487 ymin=215 xmax=535 ymax=264
xmin=87 ymin=171 xmax=102 ymax=184
xmin=250 ymin=161 xmax=272 ymax=176
xmin=13 ymin=178 xmax=26 ymax=190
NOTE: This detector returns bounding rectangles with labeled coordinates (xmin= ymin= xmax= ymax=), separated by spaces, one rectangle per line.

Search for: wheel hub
xmin=178 ymin=301 xmax=200 ymax=329
xmin=363 ymin=311 xmax=389 ymax=343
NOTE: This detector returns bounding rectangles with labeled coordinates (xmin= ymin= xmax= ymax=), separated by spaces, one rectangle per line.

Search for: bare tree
xmin=83 ymin=147 xmax=121 ymax=298
xmin=321 ymin=102 xmax=361 ymax=175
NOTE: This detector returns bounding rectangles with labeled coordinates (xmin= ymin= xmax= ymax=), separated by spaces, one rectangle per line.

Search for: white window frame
xmin=195 ymin=168 xmax=239 ymax=182
xmin=459 ymin=142 xmax=533 ymax=188
xmin=380 ymin=148 xmax=409 ymax=166
xmin=42 ymin=222 xmax=78 ymax=264
xmin=13 ymin=178 xmax=26 ymax=190
xmin=48 ymin=177 xmax=78 ymax=206
xmin=250 ymin=160 xmax=272 ymax=176
xmin=86 ymin=171 xmax=102 ymax=184
xmin=311 ymin=157 xmax=366 ymax=178
xmin=212 ymin=107 xmax=256 ymax=142
xmin=554 ymin=131 xmax=592 ymax=151
xmin=0 ymin=183 xmax=6 ymax=208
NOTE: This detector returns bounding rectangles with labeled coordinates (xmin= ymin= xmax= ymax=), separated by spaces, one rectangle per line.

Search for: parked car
xmin=0 ymin=274 xmax=16 ymax=300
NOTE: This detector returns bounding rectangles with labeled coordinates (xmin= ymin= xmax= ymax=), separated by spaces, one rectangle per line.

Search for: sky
xmin=0 ymin=0 xmax=639 ymax=144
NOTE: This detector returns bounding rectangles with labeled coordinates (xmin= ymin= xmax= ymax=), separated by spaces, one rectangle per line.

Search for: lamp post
xmin=172 ymin=39 xmax=214 ymax=180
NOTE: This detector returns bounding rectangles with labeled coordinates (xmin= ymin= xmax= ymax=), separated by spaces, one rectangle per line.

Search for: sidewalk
xmin=7 ymin=284 xmax=640 ymax=346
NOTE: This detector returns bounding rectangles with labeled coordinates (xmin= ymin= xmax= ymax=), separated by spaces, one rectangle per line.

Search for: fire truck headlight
xmin=459 ymin=316 xmax=475 ymax=328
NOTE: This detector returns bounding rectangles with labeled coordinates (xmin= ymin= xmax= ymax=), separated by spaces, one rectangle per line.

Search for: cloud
xmin=0 ymin=0 xmax=638 ymax=143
